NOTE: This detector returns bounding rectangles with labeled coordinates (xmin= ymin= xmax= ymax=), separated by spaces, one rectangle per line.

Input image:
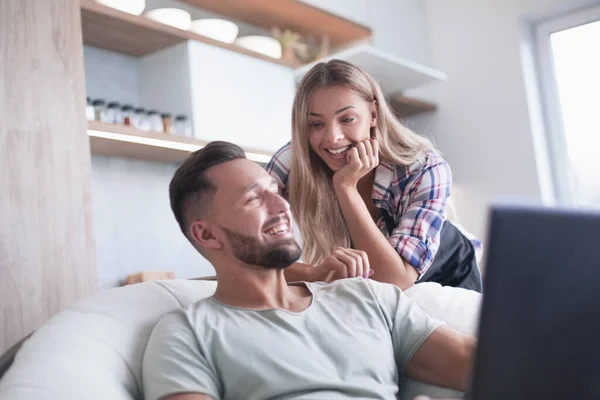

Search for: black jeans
xmin=417 ymin=221 xmax=483 ymax=293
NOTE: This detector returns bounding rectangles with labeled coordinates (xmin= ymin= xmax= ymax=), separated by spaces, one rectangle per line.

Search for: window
xmin=535 ymin=4 xmax=600 ymax=206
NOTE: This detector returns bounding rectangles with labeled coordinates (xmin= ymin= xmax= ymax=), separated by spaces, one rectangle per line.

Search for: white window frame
xmin=534 ymin=4 xmax=600 ymax=205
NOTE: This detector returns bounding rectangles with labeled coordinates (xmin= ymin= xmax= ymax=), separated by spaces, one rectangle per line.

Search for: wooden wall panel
xmin=0 ymin=0 xmax=97 ymax=355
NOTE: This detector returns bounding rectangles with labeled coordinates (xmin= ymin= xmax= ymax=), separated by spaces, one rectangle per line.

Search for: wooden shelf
xmin=295 ymin=45 xmax=447 ymax=93
xmin=81 ymin=0 xmax=181 ymax=57
xmin=80 ymin=0 xmax=297 ymax=66
xmin=390 ymin=95 xmax=438 ymax=118
xmin=87 ymin=121 xmax=273 ymax=164
xmin=181 ymin=0 xmax=372 ymax=48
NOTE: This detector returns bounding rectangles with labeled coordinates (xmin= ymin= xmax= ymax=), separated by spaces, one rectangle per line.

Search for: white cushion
xmin=0 ymin=280 xmax=480 ymax=400
xmin=0 ymin=280 xmax=216 ymax=400
xmin=399 ymin=282 xmax=482 ymax=400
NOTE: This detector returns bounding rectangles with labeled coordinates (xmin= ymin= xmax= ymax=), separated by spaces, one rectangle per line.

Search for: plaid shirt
xmin=266 ymin=142 xmax=482 ymax=276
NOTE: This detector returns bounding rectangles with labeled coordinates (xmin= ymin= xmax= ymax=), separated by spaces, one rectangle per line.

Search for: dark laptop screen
xmin=471 ymin=205 xmax=600 ymax=400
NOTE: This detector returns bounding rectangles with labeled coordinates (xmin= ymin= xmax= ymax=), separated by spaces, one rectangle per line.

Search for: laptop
xmin=470 ymin=204 xmax=600 ymax=399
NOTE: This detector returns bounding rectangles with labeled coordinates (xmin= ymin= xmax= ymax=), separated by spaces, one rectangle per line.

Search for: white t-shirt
xmin=143 ymin=277 xmax=444 ymax=400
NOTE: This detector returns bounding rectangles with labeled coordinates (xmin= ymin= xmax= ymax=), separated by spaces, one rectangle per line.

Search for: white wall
xmin=91 ymin=156 xmax=215 ymax=289
xmin=188 ymin=41 xmax=295 ymax=153
xmin=299 ymin=0 xmax=432 ymax=65
xmin=408 ymin=0 xmax=599 ymax=243
xmin=139 ymin=42 xmax=195 ymax=130
xmin=84 ymin=46 xmax=140 ymax=106
xmin=369 ymin=0 xmax=432 ymax=65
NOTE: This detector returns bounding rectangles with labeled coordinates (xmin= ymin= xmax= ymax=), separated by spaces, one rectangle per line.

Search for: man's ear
xmin=189 ymin=220 xmax=223 ymax=250
xmin=371 ymin=101 xmax=378 ymax=128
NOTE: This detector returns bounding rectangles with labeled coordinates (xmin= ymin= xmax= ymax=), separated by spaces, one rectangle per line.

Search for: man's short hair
xmin=169 ymin=141 xmax=246 ymax=240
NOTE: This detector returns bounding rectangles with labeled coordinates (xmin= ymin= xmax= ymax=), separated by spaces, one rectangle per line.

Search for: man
xmin=143 ymin=141 xmax=476 ymax=400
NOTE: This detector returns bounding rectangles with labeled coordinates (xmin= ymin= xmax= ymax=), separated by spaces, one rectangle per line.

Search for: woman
xmin=267 ymin=60 xmax=482 ymax=292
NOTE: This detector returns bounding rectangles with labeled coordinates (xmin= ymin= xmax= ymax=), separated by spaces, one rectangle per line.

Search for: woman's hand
xmin=309 ymin=247 xmax=373 ymax=283
xmin=332 ymin=138 xmax=379 ymax=190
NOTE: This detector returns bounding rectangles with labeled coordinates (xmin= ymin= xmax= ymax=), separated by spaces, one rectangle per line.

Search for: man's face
xmin=206 ymin=159 xmax=301 ymax=268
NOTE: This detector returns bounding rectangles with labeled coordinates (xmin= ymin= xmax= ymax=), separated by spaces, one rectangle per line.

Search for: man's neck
xmin=212 ymin=260 xmax=311 ymax=312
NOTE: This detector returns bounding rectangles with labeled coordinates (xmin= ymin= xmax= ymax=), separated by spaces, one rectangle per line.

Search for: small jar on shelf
xmin=134 ymin=107 xmax=148 ymax=130
xmin=147 ymin=110 xmax=163 ymax=132
xmin=106 ymin=102 xmax=122 ymax=124
xmin=86 ymin=97 xmax=96 ymax=121
xmin=92 ymin=99 xmax=107 ymax=122
xmin=175 ymin=115 xmax=193 ymax=137
xmin=121 ymin=104 xmax=135 ymax=126
xmin=161 ymin=113 xmax=175 ymax=134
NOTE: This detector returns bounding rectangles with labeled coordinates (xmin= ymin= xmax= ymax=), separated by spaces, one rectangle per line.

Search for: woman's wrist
xmin=333 ymin=178 xmax=359 ymax=195
xmin=285 ymin=262 xmax=315 ymax=282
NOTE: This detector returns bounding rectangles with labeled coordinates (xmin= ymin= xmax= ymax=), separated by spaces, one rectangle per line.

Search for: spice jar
xmin=161 ymin=113 xmax=175 ymax=134
xmin=121 ymin=105 xmax=135 ymax=126
xmin=86 ymin=97 xmax=96 ymax=121
xmin=92 ymin=99 xmax=107 ymax=122
xmin=106 ymin=102 xmax=122 ymax=124
xmin=175 ymin=115 xmax=192 ymax=137
xmin=134 ymin=107 xmax=148 ymax=130
xmin=147 ymin=110 xmax=163 ymax=132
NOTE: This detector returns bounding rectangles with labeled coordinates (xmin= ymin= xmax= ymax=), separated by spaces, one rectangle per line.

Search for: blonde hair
xmin=289 ymin=59 xmax=435 ymax=265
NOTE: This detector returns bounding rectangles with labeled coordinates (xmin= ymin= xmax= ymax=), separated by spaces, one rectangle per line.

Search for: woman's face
xmin=307 ymin=86 xmax=376 ymax=172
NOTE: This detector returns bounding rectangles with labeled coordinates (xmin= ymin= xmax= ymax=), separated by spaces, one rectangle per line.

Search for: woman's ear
xmin=371 ymin=101 xmax=378 ymax=128
xmin=189 ymin=220 xmax=223 ymax=250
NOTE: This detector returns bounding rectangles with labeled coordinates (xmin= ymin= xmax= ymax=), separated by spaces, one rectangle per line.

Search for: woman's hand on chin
xmin=332 ymin=138 xmax=379 ymax=190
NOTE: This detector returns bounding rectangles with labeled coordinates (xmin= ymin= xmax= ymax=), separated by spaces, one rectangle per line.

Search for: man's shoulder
xmin=153 ymin=297 xmax=217 ymax=331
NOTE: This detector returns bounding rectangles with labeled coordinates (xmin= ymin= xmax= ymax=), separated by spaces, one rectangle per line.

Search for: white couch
xmin=0 ymin=280 xmax=481 ymax=400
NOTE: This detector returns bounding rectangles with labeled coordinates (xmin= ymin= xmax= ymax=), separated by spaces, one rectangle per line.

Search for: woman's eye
xmin=341 ymin=117 xmax=355 ymax=123
xmin=247 ymin=196 xmax=260 ymax=203
xmin=310 ymin=121 xmax=323 ymax=128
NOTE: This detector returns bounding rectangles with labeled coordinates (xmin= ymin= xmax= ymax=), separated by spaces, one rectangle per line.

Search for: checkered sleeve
xmin=389 ymin=161 xmax=452 ymax=275
xmin=265 ymin=142 xmax=292 ymax=198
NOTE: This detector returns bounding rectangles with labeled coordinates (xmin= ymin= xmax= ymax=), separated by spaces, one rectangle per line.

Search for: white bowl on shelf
xmin=95 ymin=0 xmax=146 ymax=15
xmin=144 ymin=8 xmax=192 ymax=30
xmin=235 ymin=35 xmax=282 ymax=59
xmin=190 ymin=19 xmax=239 ymax=44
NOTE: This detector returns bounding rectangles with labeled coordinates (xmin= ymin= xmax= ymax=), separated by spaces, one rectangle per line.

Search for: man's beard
xmin=221 ymin=227 xmax=301 ymax=268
